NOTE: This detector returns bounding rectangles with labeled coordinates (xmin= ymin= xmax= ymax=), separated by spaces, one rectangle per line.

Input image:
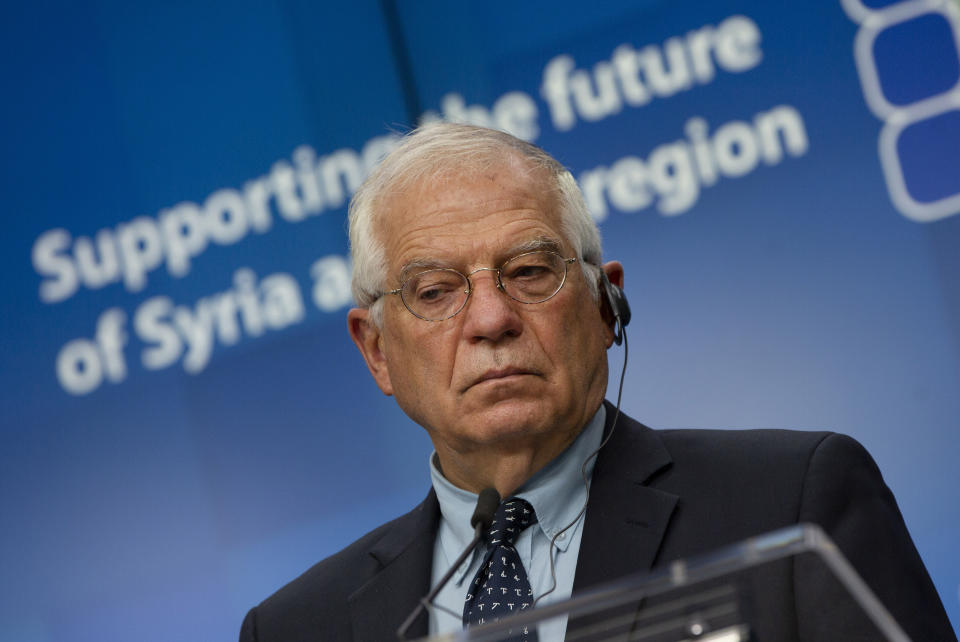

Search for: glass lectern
xmin=420 ymin=523 xmax=910 ymax=642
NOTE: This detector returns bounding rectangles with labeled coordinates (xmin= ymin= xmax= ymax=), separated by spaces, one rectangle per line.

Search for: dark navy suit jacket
xmin=240 ymin=403 xmax=956 ymax=641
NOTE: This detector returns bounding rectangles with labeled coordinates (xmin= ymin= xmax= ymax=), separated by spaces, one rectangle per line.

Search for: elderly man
xmin=240 ymin=124 xmax=954 ymax=641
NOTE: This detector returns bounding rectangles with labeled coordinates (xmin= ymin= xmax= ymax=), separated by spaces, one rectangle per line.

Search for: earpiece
xmin=537 ymin=270 xmax=631 ymax=608
xmin=600 ymin=272 xmax=631 ymax=346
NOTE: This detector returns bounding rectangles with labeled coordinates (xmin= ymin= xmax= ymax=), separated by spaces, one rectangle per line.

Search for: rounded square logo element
xmin=897 ymin=109 xmax=960 ymax=204
xmin=873 ymin=12 xmax=960 ymax=106
xmin=880 ymin=108 xmax=960 ymax=221
xmin=861 ymin=0 xmax=907 ymax=8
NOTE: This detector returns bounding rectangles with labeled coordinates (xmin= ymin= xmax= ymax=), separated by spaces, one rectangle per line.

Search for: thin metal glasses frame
xmin=383 ymin=251 xmax=578 ymax=322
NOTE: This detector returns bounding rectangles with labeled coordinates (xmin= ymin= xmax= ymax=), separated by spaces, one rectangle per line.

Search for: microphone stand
xmin=396 ymin=488 xmax=500 ymax=641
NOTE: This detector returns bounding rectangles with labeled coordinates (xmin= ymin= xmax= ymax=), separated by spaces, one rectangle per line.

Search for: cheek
xmin=385 ymin=324 xmax=457 ymax=388
xmin=559 ymin=305 xmax=608 ymax=373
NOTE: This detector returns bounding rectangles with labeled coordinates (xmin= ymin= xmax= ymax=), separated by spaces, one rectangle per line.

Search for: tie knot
xmin=486 ymin=497 xmax=537 ymax=546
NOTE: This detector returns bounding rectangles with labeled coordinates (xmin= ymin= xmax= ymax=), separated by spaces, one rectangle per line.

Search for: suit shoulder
xmin=647 ymin=428 xmax=859 ymax=535
xmin=242 ymin=495 xmax=436 ymax=641
xmin=265 ymin=512 xmax=408 ymax=604
xmin=653 ymin=428 xmax=882 ymax=500
xmin=656 ymin=426 xmax=838 ymax=469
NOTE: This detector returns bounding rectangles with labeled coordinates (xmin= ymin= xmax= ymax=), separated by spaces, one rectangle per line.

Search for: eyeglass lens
xmin=399 ymin=251 xmax=569 ymax=321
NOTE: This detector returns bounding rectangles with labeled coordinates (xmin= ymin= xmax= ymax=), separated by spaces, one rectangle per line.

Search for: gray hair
xmin=348 ymin=123 xmax=603 ymax=325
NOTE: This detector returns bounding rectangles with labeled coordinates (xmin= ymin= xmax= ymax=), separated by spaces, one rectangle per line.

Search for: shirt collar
xmin=430 ymin=404 xmax=607 ymax=575
xmin=511 ymin=405 xmax=605 ymax=551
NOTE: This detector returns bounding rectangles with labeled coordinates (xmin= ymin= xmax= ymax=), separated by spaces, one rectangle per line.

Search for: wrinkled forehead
xmin=377 ymin=150 xmax=556 ymax=214
xmin=398 ymin=236 xmax=567 ymax=281
xmin=374 ymin=157 xmax=566 ymax=255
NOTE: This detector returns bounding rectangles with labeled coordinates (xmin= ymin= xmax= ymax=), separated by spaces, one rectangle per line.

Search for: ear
xmin=347 ymin=308 xmax=394 ymax=396
xmin=603 ymin=260 xmax=624 ymax=289
xmin=599 ymin=261 xmax=625 ymax=347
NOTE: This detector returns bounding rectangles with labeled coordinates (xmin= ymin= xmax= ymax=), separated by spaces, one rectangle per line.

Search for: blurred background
xmin=1 ymin=0 xmax=958 ymax=639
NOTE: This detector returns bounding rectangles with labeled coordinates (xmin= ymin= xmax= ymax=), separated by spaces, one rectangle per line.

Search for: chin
xmin=459 ymin=398 xmax=557 ymax=443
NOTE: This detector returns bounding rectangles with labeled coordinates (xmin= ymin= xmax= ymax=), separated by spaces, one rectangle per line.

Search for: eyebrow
xmin=508 ymin=236 xmax=564 ymax=256
xmin=398 ymin=236 xmax=567 ymax=280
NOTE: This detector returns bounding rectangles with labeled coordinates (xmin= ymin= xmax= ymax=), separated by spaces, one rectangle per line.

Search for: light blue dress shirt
xmin=428 ymin=405 xmax=606 ymax=640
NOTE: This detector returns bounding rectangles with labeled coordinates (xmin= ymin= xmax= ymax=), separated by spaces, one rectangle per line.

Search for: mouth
xmin=468 ymin=367 xmax=538 ymax=390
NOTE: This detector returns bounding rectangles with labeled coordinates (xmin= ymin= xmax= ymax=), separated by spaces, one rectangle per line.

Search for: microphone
xmin=471 ymin=487 xmax=501 ymax=531
xmin=396 ymin=487 xmax=501 ymax=641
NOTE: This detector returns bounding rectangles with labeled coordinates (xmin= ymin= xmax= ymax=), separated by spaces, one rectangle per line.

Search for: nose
xmin=461 ymin=269 xmax=523 ymax=343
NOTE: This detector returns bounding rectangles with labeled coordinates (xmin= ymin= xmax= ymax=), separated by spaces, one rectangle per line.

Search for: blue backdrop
xmin=1 ymin=1 xmax=958 ymax=640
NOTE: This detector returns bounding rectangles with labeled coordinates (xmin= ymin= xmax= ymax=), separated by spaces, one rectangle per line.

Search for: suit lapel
xmin=344 ymin=406 xmax=676 ymax=640
xmin=567 ymin=405 xmax=677 ymax=638
xmin=573 ymin=403 xmax=678 ymax=591
xmin=347 ymin=490 xmax=440 ymax=641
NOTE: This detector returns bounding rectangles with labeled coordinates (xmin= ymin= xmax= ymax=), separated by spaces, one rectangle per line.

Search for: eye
xmin=509 ymin=264 xmax=550 ymax=280
xmin=417 ymin=284 xmax=453 ymax=302
xmin=504 ymin=254 xmax=556 ymax=281
xmin=406 ymin=271 xmax=465 ymax=306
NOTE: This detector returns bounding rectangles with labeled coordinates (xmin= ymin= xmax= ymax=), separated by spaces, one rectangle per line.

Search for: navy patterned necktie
xmin=463 ymin=497 xmax=540 ymax=641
